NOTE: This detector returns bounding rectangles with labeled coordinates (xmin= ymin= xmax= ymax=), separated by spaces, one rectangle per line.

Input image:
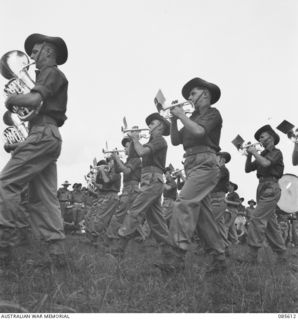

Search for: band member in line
xmin=209 ymin=151 xmax=231 ymax=254
xmin=292 ymin=142 xmax=298 ymax=166
xmin=70 ymin=183 xmax=86 ymax=229
xmin=225 ymin=182 xmax=241 ymax=245
xmin=0 ymin=34 xmax=68 ymax=271
xmin=245 ymin=199 xmax=256 ymax=222
xmin=85 ymin=158 xmax=121 ymax=246
xmin=156 ymin=77 xmax=227 ymax=274
xmin=238 ymin=125 xmax=286 ymax=264
xmin=105 ymin=135 xmax=142 ymax=243
xmin=161 ymin=166 xmax=178 ymax=226
xmin=110 ymin=113 xmax=170 ymax=258
xmin=57 ymin=181 xmax=72 ymax=220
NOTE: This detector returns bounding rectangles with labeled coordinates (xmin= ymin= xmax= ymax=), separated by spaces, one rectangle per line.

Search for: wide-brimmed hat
xmin=97 ymin=160 xmax=107 ymax=166
xmin=145 ymin=113 xmax=170 ymax=136
xmin=62 ymin=180 xmax=70 ymax=186
xmin=121 ymin=136 xmax=130 ymax=147
xmin=164 ymin=165 xmax=174 ymax=174
xmin=181 ymin=77 xmax=221 ymax=105
xmin=217 ymin=151 xmax=231 ymax=164
xmin=254 ymin=124 xmax=280 ymax=145
xmin=229 ymin=182 xmax=238 ymax=191
xmin=73 ymin=183 xmax=82 ymax=188
xmin=248 ymin=199 xmax=256 ymax=205
xmin=24 ymin=33 xmax=68 ymax=65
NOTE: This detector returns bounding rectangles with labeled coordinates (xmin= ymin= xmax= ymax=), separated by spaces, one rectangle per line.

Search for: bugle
xmin=231 ymin=134 xmax=263 ymax=155
xmin=158 ymin=100 xmax=194 ymax=120
xmin=102 ymin=148 xmax=125 ymax=155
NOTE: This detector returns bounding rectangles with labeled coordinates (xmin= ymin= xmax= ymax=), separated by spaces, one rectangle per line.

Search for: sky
xmin=0 ymin=0 xmax=297 ymax=202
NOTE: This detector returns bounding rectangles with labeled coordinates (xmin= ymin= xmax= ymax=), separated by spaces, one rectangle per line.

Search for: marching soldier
xmin=225 ymin=182 xmax=241 ymax=245
xmin=105 ymin=135 xmax=142 ymax=242
xmin=110 ymin=113 xmax=170 ymax=258
xmin=57 ymin=181 xmax=72 ymax=219
xmin=162 ymin=166 xmax=178 ymax=226
xmin=245 ymin=199 xmax=256 ymax=222
xmin=209 ymin=151 xmax=231 ymax=254
xmin=239 ymin=124 xmax=286 ymax=264
xmin=292 ymin=142 xmax=298 ymax=166
xmin=0 ymin=33 xmax=69 ymax=272
xmin=156 ymin=77 xmax=227 ymax=274
xmin=85 ymin=158 xmax=121 ymax=245
xmin=70 ymin=183 xmax=86 ymax=229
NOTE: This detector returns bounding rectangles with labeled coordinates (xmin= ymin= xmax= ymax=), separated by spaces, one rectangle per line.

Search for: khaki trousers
xmin=247 ymin=179 xmax=286 ymax=253
xmin=118 ymin=171 xmax=169 ymax=245
xmin=0 ymin=123 xmax=65 ymax=252
xmin=168 ymin=153 xmax=225 ymax=256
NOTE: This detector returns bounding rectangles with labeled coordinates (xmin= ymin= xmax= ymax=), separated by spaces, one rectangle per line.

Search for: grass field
xmin=0 ymin=234 xmax=298 ymax=313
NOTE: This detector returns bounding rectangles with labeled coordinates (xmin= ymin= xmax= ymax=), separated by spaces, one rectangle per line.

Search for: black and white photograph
xmin=0 ymin=0 xmax=297 ymax=317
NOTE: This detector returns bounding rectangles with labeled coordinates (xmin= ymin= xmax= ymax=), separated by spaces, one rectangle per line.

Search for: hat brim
xmin=254 ymin=125 xmax=280 ymax=145
xmin=182 ymin=77 xmax=221 ymax=105
xmin=248 ymin=200 xmax=256 ymax=205
xmin=217 ymin=151 xmax=231 ymax=164
xmin=121 ymin=137 xmax=130 ymax=147
xmin=145 ymin=113 xmax=170 ymax=136
xmin=25 ymin=33 xmax=68 ymax=65
xmin=230 ymin=182 xmax=238 ymax=191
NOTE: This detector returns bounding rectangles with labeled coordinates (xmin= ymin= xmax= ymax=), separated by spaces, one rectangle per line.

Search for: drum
xmin=277 ymin=173 xmax=298 ymax=213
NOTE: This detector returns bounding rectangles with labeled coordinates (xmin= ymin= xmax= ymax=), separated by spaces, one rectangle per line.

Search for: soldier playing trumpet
xmin=156 ymin=77 xmax=227 ymax=274
xmin=237 ymin=125 xmax=287 ymax=264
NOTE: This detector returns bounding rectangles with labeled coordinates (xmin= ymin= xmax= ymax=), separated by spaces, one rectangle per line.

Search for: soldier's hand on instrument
xmin=127 ymin=131 xmax=139 ymax=140
xmin=170 ymin=106 xmax=185 ymax=118
xmin=247 ymin=145 xmax=258 ymax=155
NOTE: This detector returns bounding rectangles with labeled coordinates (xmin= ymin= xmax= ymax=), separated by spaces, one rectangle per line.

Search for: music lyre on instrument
xmin=231 ymin=134 xmax=263 ymax=155
xmin=278 ymin=173 xmax=298 ymax=213
xmin=276 ymin=120 xmax=298 ymax=143
xmin=121 ymin=116 xmax=149 ymax=139
xmin=154 ymin=89 xmax=194 ymax=120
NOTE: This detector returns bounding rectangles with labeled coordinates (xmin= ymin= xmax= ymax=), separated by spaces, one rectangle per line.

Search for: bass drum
xmin=277 ymin=173 xmax=298 ymax=213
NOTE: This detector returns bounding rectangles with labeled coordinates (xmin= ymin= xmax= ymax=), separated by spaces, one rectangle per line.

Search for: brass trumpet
xmin=121 ymin=116 xmax=150 ymax=139
xmin=231 ymin=134 xmax=263 ymax=155
xmin=154 ymin=90 xmax=194 ymax=120
xmin=102 ymin=148 xmax=126 ymax=155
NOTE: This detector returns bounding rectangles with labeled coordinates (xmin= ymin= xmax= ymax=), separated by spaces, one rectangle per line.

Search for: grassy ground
xmin=0 ymin=234 xmax=298 ymax=313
